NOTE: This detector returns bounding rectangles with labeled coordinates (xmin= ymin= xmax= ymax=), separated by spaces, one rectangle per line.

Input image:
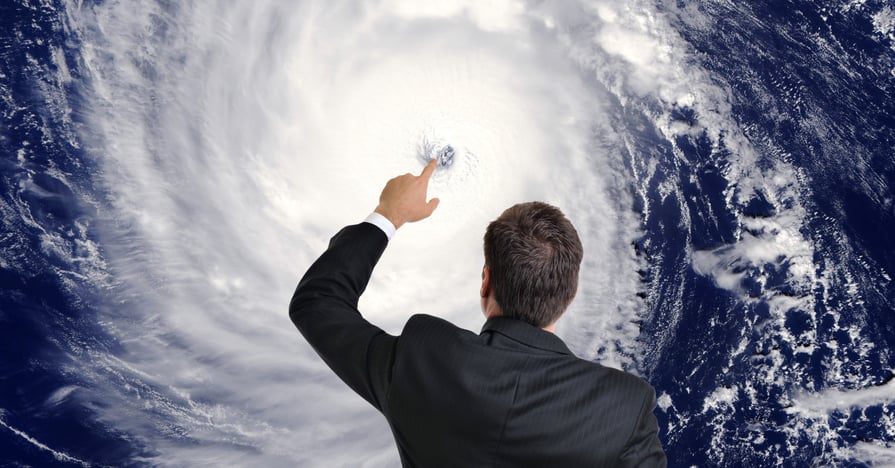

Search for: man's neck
xmin=487 ymin=311 xmax=556 ymax=334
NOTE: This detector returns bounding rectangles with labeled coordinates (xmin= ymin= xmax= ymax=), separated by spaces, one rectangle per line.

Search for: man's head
xmin=481 ymin=202 xmax=583 ymax=329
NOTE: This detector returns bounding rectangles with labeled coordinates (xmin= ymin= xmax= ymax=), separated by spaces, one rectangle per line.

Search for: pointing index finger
xmin=420 ymin=158 xmax=438 ymax=180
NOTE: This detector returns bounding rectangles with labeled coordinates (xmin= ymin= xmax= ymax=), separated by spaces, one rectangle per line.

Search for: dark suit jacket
xmin=290 ymin=222 xmax=666 ymax=467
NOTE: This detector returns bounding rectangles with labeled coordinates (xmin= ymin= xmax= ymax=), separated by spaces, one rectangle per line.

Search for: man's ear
xmin=480 ymin=266 xmax=491 ymax=298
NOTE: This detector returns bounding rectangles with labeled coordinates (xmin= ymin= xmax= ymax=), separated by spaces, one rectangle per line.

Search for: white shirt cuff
xmin=364 ymin=212 xmax=397 ymax=240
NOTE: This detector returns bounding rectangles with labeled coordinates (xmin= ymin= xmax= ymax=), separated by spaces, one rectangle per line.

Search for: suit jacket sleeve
xmin=289 ymin=222 xmax=396 ymax=412
xmin=618 ymin=386 xmax=667 ymax=467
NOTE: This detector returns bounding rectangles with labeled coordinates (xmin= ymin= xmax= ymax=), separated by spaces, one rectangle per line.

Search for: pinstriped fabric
xmin=385 ymin=315 xmax=666 ymax=467
xmin=492 ymin=373 xmax=521 ymax=466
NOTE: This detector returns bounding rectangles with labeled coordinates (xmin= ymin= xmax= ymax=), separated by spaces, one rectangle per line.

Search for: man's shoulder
xmin=575 ymin=358 xmax=656 ymax=401
xmin=398 ymin=315 xmax=655 ymax=394
xmin=402 ymin=313 xmax=471 ymax=337
xmin=392 ymin=315 xmax=482 ymax=370
xmin=397 ymin=314 xmax=488 ymax=355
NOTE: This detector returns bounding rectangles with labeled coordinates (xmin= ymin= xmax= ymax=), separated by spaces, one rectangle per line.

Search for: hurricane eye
xmin=418 ymin=137 xmax=457 ymax=168
xmin=436 ymin=145 xmax=455 ymax=167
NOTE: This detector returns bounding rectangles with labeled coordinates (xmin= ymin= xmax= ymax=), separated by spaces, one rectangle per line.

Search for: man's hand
xmin=374 ymin=159 xmax=440 ymax=229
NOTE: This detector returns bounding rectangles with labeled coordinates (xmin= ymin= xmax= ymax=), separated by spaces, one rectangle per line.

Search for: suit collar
xmin=480 ymin=316 xmax=572 ymax=355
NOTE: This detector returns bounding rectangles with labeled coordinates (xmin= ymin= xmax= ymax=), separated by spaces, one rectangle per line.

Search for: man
xmin=290 ymin=159 xmax=666 ymax=467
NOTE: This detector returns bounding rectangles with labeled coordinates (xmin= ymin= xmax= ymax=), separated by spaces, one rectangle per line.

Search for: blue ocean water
xmin=636 ymin=1 xmax=895 ymax=465
xmin=0 ymin=2 xmax=144 ymax=464
xmin=1 ymin=0 xmax=893 ymax=466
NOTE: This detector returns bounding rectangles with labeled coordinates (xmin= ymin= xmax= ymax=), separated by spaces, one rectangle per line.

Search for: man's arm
xmin=290 ymin=222 xmax=396 ymax=410
xmin=289 ymin=159 xmax=440 ymax=411
xmin=617 ymin=386 xmax=667 ymax=467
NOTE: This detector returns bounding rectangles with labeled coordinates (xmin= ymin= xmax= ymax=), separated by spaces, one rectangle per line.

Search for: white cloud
xmin=789 ymin=375 xmax=895 ymax=419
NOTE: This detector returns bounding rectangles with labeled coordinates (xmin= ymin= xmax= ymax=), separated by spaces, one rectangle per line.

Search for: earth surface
xmin=1 ymin=0 xmax=894 ymax=466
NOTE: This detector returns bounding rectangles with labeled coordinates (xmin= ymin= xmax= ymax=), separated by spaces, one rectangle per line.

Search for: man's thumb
xmin=427 ymin=197 xmax=440 ymax=214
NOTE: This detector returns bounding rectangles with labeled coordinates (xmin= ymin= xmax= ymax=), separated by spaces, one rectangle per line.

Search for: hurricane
xmin=2 ymin=0 xmax=894 ymax=466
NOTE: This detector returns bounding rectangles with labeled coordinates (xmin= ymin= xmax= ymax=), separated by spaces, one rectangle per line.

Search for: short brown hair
xmin=483 ymin=202 xmax=583 ymax=328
